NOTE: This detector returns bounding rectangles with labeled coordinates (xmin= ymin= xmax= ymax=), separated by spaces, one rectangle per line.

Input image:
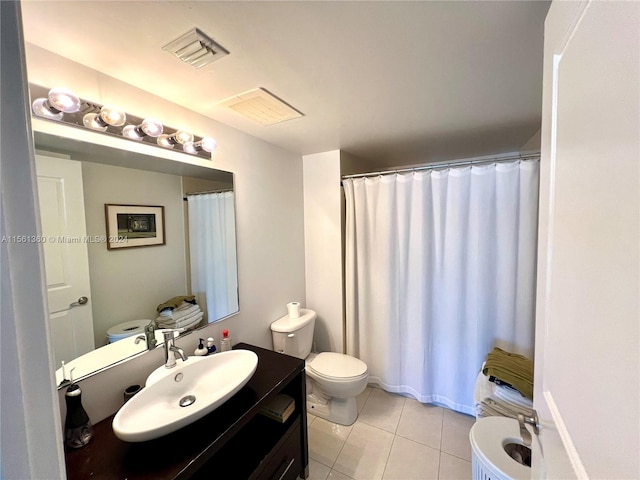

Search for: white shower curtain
xmin=343 ymin=159 xmax=539 ymax=415
xmin=187 ymin=192 xmax=238 ymax=321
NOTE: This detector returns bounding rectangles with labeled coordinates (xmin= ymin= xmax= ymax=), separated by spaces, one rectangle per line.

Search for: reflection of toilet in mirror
xmin=270 ymin=308 xmax=368 ymax=426
xmin=106 ymin=319 xmax=149 ymax=343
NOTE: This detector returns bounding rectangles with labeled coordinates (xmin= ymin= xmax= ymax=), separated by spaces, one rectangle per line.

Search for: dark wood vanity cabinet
xmin=65 ymin=343 xmax=308 ymax=480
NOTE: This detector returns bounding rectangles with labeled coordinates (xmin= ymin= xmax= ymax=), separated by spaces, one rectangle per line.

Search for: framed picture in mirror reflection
xmin=104 ymin=204 xmax=165 ymax=250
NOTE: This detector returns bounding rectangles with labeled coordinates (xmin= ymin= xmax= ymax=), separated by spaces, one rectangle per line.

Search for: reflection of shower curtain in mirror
xmin=187 ymin=192 xmax=238 ymax=321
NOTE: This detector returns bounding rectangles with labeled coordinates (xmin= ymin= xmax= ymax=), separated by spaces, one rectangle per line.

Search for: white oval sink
xmin=112 ymin=349 xmax=258 ymax=442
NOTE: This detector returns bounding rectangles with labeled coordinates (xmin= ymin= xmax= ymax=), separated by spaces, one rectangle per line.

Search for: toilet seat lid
xmin=469 ymin=416 xmax=530 ymax=479
xmin=307 ymin=352 xmax=367 ymax=379
xmin=106 ymin=320 xmax=148 ymax=337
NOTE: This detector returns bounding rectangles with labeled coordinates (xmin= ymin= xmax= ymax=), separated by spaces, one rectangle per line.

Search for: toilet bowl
xmin=469 ymin=416 xmax=531 ymax=480
xmin=305 ymin=352 xmax=369 ymax=425
xmin=270 ymin=309 xmax=369 ymax=426
xmin=106 ymin=319 xmax=149 ymax=343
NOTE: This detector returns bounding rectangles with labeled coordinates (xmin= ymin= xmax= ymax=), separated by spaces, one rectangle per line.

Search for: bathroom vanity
xmin=64 ymin=343 xmax=308 ymax=479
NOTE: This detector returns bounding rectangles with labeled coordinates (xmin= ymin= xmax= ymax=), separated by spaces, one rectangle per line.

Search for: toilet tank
xmin=270 ymin=309 xmax=316 ymax=359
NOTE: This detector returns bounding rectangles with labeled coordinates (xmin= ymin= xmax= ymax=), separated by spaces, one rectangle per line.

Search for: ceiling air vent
xmin=163 ymin=28 xmax=229 ymax=69
xmin=218 ymin=88 xmax=304 ymax=126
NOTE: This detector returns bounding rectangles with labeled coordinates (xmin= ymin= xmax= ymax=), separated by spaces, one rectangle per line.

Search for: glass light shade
xmin=140 ymin=118 xmax=163 ymax=137
xmin=157 ymin=134 xmax=175 ymax=148
xmin=201 ymin=137 xmax=217 ymax=153
xmin=122 ymin=119 xmax=163 ymax=140
xmin=122 ymin=125 xmax=143 ymax=140
xmin=182 ymin=141 xmax=198 ymax=154
xmin=32 ymin=98 xmax=63 ymax=120
xmin=82 ymin=113 xmax=108 ymax=132
xmin=174 ymin=130 xmax=194 ymax=144
xmin=47 ymin=87 xmax=81 ymax=113
xmin=100 ymin=105 xmax=126 ymax=127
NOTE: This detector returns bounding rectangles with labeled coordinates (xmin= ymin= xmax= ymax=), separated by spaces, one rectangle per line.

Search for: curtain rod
xmin=341 ymin=151 xmax=541 ymax=180
xmin=183 ymin=188 xmax=233 ymax=200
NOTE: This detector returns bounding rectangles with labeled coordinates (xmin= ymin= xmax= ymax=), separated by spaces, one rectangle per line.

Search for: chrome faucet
xmin=162 ymin=329 xmax=187 ymax=368
xmin=134 ymin=319 xmax=157 ymax=350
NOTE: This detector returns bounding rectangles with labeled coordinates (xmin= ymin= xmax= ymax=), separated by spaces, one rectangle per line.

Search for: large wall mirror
xmin=33 ymin=130 xmax=239 ymax=388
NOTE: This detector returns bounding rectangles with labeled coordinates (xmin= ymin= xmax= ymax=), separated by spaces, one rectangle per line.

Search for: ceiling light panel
xmin=219 ymin=88 xmax=303 ymax=126
xmin=163 ymin=28 xmax=229 ymax=69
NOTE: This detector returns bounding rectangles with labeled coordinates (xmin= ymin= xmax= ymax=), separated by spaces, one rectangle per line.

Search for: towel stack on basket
xmin=473 ymin=347 xmax=535 ymax=420
xmin=155 ymin=295 xmax=205 ymax=331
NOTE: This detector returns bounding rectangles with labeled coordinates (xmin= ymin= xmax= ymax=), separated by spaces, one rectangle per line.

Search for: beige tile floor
xmin=302 ymin=386 xmax=476 ymax=480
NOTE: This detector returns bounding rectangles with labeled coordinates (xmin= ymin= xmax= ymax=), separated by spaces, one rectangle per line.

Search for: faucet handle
xmin=144 ymin=320 xmax=157 ymax=349
xmin=517 ymin=410 xmax=540 ymax=447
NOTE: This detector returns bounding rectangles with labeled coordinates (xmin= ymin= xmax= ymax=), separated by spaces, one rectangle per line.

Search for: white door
xmin=36 ymin=154 xmax=95 ymax=368
xmin=533 ymin=1 xmax=639 ymax=478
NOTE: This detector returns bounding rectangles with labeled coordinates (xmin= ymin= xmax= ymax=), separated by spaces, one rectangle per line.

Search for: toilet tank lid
xmin=271 ymin=308 xmax=316 ymax=333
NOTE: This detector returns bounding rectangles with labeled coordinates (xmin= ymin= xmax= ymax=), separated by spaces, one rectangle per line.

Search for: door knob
xmin=69 ymin=296 xmax=88 ymax=307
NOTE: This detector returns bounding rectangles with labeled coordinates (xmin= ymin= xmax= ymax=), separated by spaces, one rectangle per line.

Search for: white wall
xmin=303 ymin=151 xmax=344 ymax=353
xmin=520 ymin=129 xmax=541 ymax=151
xmin=81 ymin=162 xmax=188 ymax=346
xmin=1 ymin=3 xmax=66 ymax=476
xmin=533 ymin=2 xmax=639 ymax=478
xmin=340 ymin=150 xmax=379 ymax=177
xmin=24 ymin=46 xmax=306 ymax=428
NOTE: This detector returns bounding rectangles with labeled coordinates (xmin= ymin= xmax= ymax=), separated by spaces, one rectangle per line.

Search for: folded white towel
xmin=175 ymin=309 xmax=202 ymax=325
xmin=494 ymin=384 xmax=533 ymax=408
xmin=473 ymin=361 xmax=535 ymax=420
xmin=173 ymin=312 xmax=204 ymax=329
xmin=477 ymin=397 xmax=535 ymax=420
xmin=169 ymin=304 xmax=200 ymax=321
xmin=157 ymin=311 xmax=204 ymax=330
xmin=156 ymin=303 xmax=200 ymax=322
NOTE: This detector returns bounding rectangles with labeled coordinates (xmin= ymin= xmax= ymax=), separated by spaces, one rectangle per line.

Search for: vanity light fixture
xmin=32 ymin=86 xmax=81 ymax=120
xmin=28 ymin=83 xmax=217 ymax=160
xmin=83 ymin=105 xmax=127 ymax=132
xmin=157 ymin=130 xmax=194 ymax=148
xmin=122 ymin=118 xmax=164 ymax=140
xmin=183 ymin=137 xmax=217 ymax=154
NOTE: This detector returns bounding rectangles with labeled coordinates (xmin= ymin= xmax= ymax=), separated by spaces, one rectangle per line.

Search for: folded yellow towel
xmin=156 ymin=295 xmax=196 ymax=312
xmin=482 ymin=347 xmax=534 ymax=400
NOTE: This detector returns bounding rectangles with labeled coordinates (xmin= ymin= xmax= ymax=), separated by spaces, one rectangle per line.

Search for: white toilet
xmin=469 ymin=416 xmax=531 ymax=480
xmin=106 ymin=319 xmax=149 ymax=343
xmin=270 ymin=308 xmax=368 ymax=426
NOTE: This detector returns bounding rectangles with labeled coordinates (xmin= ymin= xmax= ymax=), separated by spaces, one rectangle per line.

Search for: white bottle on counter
xmin=220 ymin=329 xmax=231 ymax=352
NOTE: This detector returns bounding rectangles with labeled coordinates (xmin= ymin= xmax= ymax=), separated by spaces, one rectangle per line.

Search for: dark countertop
xmin=65 ymin=343 xmax=304 ymax=480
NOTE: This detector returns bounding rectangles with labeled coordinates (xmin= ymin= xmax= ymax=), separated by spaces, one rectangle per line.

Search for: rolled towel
xmin=482 ymin=347 xmax=534 ymax=400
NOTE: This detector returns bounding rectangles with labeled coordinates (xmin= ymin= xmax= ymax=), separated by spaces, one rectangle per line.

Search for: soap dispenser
xmin=194 ymin=338 xmax=208 ymax=356
xmin=64 ymin=374 xmax=93 ymax=449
